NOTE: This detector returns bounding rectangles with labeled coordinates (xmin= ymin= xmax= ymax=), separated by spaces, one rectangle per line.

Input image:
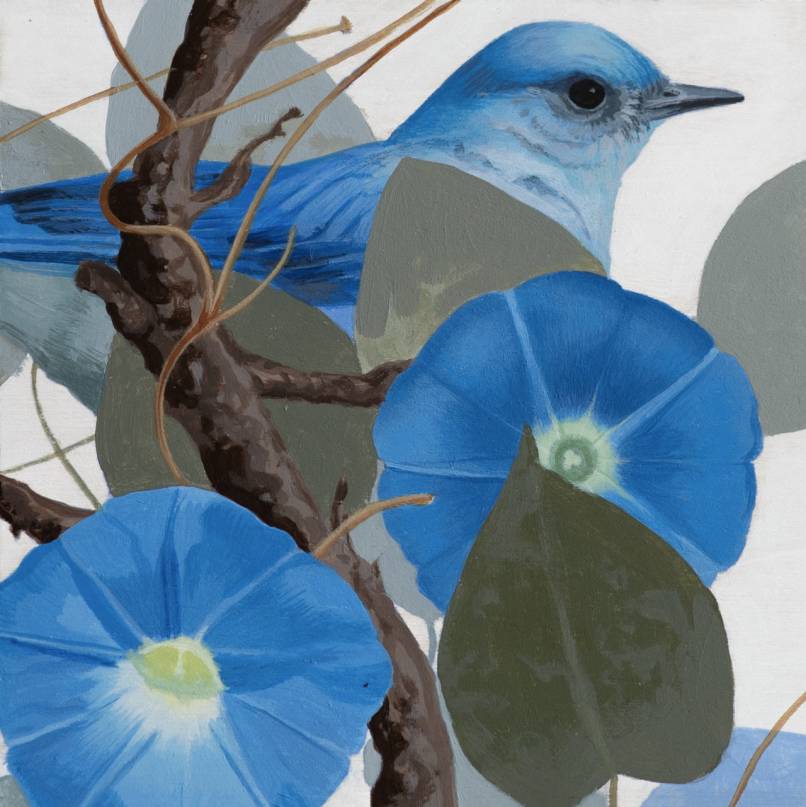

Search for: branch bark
xmin=248 ymin=355 xmax=411 ymax=405
xmin=0 ymin=475 xmax=92 ymax=543
xmin=76 ymin=2 xmax=457 ymax=804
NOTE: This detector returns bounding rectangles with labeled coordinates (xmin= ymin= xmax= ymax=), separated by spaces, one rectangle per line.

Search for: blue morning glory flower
xmin=0 ymin=487 xmax=391 ymax=806
xmin=643 ymin=729 xmax=806 ymax=805
xmin=374 ymin=271 xmax=761 ymax=611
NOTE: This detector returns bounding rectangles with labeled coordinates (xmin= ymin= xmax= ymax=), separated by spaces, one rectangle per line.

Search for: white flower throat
xmin=533 ymin=415 xmax=621 ymax=495
xmin=131 ymin=636 xmax=224 ymax=702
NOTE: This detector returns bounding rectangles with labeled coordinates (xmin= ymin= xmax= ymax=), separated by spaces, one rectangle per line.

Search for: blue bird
xmin=0 ymin=22 xmax=742 ymax=407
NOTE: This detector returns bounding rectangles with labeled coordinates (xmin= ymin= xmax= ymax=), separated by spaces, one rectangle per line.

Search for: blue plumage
xmin=0 ymin=22 xmax=742 ymax=315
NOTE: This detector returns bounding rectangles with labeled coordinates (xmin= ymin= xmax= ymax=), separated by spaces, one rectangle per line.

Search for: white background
xmin=2 ymin=1 xmax=806 ymax=805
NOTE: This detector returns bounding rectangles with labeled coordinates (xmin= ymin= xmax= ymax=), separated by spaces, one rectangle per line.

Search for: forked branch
xmin=77 ymin=1 xmax=460 ymax=804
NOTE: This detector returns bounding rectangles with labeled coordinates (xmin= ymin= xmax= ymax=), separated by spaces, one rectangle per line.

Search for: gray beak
xmin=644 ymin=82 xmax=744 ymax=121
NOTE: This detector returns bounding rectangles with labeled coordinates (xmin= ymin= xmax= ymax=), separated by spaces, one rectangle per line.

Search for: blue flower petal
xmin=416 ymin=290 xmax=545 ymax=429
xmin=203 ymin=555 xmax=391 ymax=699
xmin=374 ymin=366 xmax=522 ymax=477
xmin=508 ymin=272 xmax=628 ymax=420
xmin=0 ymin=488 xmax=392 ymax=806
xmin=165 ymin=489 xmax=298 ymax=637
xmin=222 ymin=694 xmax=352 ymax=806
xmin=57 ymin=488 xmax=185 ymax=642
xmin=375 ymin=272 xmax=761 ymax=610
xmin=0 ymin=528 xmax=139 ymax=655
xmin=7 ymin=675 xmax=147 ymax=807
xmin=99 ymin=725 xmax=268 ymax=807
xmin=378 ymin=469 xmax=501 ymax=611
xmin=615 ymin=353 xmax=762 ymax=463
xmin=612 ymin=461 xmax=756 ymax=575
xmin=0 ymin=645 xmax=117 ymax=751
xmin=591 ymin=287 xmax=714 ymax=428
xmin=644 ymin=729 xmax=806 ymax=805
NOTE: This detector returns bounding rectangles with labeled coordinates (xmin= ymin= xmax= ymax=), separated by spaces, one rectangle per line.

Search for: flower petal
xmin=406 ymin=290 xmax=548 ymax=432
xmin=644 ymin=729 xmax=806 ymax=805
xmin=102 ymin=724 xmax=274 ymax=807
xmin=378 ymin=468 xmax=502 ymax=610
xmin=592 ymin=288 xmax=714 ymax=428
xmin=614 ymin=353 xmax=762 ymax=463
xmin=0 ymin=646 xmax=118 ymax=750
xmin=508 ymin=272 xmax=628 ymax=420
xmin=612 ymin=461 xmax=756 ymax=576
xmin=6 ymin=669 xmax=151 ymax=806
xmin=58 ymin=487 xmax=187 ymax=641
xmin=0 ymin=532 xmax=138 ymax=655
xmin=374 ymin=366 xmax=521 ymax=477
xmin=221 ymin=695 xmax=348 ymax=806
xmin=205 ymin=555 xmax=391 ymax=698
xmin=162 ymin=488 xmax=298 ymax=638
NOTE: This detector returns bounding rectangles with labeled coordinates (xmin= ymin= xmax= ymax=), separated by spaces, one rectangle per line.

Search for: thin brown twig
xmin=176 ymin=0 xmax=439 ymax=133
xmin=314 ymin=494 xmax=433 ymax=558
xmin=189 ymin=108 xmax=304 ymax=212
xmin=92 ymin=0 xmax=174 ymax=129
xmin=212 ymin=0 xmax=461 ymax=311
xmin=0 ymin=16 xmax=351 ymax=145
xmin=728 ymin=690 xmax=806 ymax=806
xmin=214 ymin=227 xmax=297 ymax=324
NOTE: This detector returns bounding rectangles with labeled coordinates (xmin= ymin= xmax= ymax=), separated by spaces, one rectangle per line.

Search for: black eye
xmin=568 ymin=78 xmax=607 ymax=110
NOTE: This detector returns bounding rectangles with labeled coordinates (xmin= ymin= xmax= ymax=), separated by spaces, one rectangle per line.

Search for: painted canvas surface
xmin=1 ymin=1 xmax=805 ymax=805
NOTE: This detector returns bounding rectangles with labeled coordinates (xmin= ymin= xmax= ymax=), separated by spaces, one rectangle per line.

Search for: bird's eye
xmin=568 ymin=78 xmax=607 ymax=111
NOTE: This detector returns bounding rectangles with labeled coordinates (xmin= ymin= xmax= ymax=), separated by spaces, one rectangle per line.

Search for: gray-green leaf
xmin=0 ymin=776 xmax=26 ymax=806
xmin=354 ymin=158 xmax=603 ymax=369
xmin=438 ymin=434 xmax=733 ymax=807
xmin=96 ymin=275 xmax=377 ymax=515
xmin=698 ymin=161 xmax=806 ymax=435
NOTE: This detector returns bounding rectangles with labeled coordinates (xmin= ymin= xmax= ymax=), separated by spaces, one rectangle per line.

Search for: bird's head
xmin=393 ymin=21 xmax=743 ymax=174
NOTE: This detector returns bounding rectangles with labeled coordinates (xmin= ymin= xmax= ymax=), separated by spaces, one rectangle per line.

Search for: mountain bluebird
xmin=0 ymin=21 xmax=742 ymax=407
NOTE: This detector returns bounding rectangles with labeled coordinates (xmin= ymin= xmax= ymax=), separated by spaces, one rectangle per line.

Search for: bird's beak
xmin=643 ymin=82 xmax=744 ymax=121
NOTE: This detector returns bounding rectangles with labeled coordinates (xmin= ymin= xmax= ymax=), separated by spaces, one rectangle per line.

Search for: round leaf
xmin=698 ymin=161 xmax=806 ymax=435
xmin=355 ymin=158 xmax=603 ymax=369
xmin=96 ymin=275 xmax=377 ymax=515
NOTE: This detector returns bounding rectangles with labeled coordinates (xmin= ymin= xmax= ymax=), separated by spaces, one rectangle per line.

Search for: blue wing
xmin=0 ymin=141 xmax=403 ymax=309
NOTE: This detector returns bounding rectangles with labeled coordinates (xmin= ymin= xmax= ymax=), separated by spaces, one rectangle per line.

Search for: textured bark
xmin=74 ymin=1 xmax=457 ymax=803
xmin=0 ymin=475 xmax=92 ymax=543
xmin=247 ymin=355 xmax=411 ymax=405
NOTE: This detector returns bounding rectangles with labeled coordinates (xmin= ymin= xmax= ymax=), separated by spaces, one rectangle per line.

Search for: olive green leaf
xmin=96 ymin=274 xmax=377 ymax=515
xmin=354 ymin=158 xmax=603 ymax=369
xmin=438 ymin=433 xmax=733 ymax=807
xmin=698 ymin=161 xmax=806 ymax=435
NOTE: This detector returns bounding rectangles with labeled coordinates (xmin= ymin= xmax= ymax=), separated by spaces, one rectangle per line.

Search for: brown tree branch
xmin=248 ymin=356 xmax=411 ymax=405
xmin=76 ymin=261 xmax=410 ymax=408
xmin=0 ymin=475 xmax=92 ymax=544
xmin=77 ymin=2 xmax=458 ymax=804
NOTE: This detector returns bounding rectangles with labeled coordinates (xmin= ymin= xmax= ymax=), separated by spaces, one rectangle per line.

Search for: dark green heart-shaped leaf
xmin=439 ymin=434 xmax=733 ymax=807
xmin=96 ymin=274 xmax=377 ymax=515
xmin=354 ymin=158 xmax=603 ymax=369
xmin=698 ymin=161 xmax=806 ymax=435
